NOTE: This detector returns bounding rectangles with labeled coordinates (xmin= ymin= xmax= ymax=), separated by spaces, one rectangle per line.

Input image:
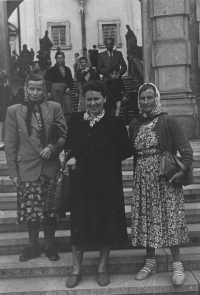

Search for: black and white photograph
xmin=0 ymin=0 xmax=200 ymax=294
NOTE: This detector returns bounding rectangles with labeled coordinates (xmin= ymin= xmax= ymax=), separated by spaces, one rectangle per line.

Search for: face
xmin=139 ymin=88 xmax=156 ymax=114
xmin=80 ymin=60 xmax=87 ymax=68
xmin=85 ymin=90 xmax=106 ymax=116
xmin=27 ymin=80 xmax=44 ymax=102
xmin=56 ymin=55 xmax=64 ymax=65
xmin=105 ymin=39 xmax=114 ymax=52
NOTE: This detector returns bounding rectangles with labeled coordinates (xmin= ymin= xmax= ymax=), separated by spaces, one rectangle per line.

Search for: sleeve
xmin=116 ymin=118 xmax=133 ymax=161
xmin=166 ymin=116 xmax=193 ymax=170
xmin=98 ymin=54 xmax=110 ymax=77
xmin=66 ymin=68 xmax=73 ymax=90
xmin=47 ymin=104 xmax=67 ymax=155
xmin=118 ymin=52 xmax=127 ymax=77
xmin=5 ymin=106 xmax=19 ymax=179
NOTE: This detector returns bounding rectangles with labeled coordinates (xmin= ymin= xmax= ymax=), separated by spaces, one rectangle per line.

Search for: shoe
xmin=172 ymin=262 xmax=185 ymax=286
xmin=135 ymin=258 xmax=157 ymax=280
xmin=45 ymin=247 xmax=59 ymax=261
xmin=19 ymin=246 xmax=41 ymax=262
xmin=66 ymin=274 xmax=82 ymax=288
xmin=98 ymin=272 xmax=110 ymax=287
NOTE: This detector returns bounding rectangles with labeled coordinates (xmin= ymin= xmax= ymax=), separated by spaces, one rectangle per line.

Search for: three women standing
xmin=129 ymin=83 xmax=193 ymax=286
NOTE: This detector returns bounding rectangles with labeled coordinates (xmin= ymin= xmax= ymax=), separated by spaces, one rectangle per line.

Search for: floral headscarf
xmin=138 ymin=82 xmax=162 ymax=118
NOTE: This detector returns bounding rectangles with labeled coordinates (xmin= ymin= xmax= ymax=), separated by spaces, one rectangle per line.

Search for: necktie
xmin=109 ymin=52 xmax=113 ymax=67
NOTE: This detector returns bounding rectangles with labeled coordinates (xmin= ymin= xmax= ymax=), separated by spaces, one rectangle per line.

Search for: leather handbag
xmin=44 ymin=152 xmax=71 ymax=213
xmin=159 ymin=150 xmax=193 ymax=186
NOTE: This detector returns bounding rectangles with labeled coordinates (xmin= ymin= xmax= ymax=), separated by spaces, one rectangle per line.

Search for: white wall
xmin=8 ymin=0 xmax=142 ymax=71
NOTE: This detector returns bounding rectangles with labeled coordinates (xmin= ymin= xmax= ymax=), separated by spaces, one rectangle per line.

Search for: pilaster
xmin=0 ymin=1 xmax=10 ymax=79
xmin=141 ymin=0 xmax=198 ymax=139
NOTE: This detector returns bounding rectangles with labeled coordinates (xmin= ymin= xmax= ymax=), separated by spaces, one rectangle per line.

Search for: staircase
xmin=0 ymin=142 xmax=200 ymax=294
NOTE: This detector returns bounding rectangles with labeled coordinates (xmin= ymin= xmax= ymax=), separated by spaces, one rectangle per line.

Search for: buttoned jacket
xmin=98 ymin=50 xmax=127 ymax=82
xmin=5 ymin=101 xmax=67 ymax=181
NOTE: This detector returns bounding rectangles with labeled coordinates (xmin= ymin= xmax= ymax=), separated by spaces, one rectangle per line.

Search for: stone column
xmin=0 ymin=1 xmax=10 ymax=79
xmin=141 ymin=0 xmax=198 ymax=139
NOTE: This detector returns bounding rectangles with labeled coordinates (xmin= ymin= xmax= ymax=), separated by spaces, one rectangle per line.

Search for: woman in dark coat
xmin=65 ymin=80 xmax=132 ymax=288
xmin=46 ymin=52 xmax=73 ymax=119
xmin=129 ymin=83 xmax=193 ymax=286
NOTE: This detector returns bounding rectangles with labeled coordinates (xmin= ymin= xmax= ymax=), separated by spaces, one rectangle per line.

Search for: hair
xmin=82 ymin=81 xmax=108 ymax=97
xmin=25 ymin=74 xmax=44 ymax=87
xmin=104 ymin=38 xmax=114 ymax=46
xmin=138 ymin=83 xmax=156 ymax=97
xmin=82 ymin=47 xmax=87 ymax=52
xmin=55 ymin=51 xmax=65 ymax=59
xmin=93 ymin=45 xmax=97 ymax=49
xmin=80 ymin=56 xmax=88 ymax=63
xmin=75 ymin=53 xmax=79 ymax=57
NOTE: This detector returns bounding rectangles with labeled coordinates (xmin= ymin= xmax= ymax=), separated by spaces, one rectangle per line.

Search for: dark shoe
xmin=66 ymin=274 xmax=82 ymax=288
xmin=98 ymin=272 xmax=110 ymax=287
xmin=19 ymin=246 xmax=41 ymax=262
xmin=45 ymin=247 xmax=59 ymax=261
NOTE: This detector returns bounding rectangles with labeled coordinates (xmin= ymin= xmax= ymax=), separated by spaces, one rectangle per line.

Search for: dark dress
xmin=65 ymin=112 xmax=132 ymax=246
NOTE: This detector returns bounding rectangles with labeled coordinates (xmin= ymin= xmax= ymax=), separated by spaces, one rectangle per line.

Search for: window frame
xmin=97 ymin=20 xmax=122 ymax=49
xmin=47 ymin=21 xmax=72 ymax=50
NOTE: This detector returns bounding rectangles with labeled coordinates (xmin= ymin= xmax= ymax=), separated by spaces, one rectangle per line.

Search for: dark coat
xmin=65 ymin=112 xmax=132 ymax=245
xmin=129 ymin=113 xmax=193 ymax=173
xmin=90 ymin=49 xmax=99 ymax=68
xmin=0 ymin=86 xmax=12 ymax=121
xmin=45 ymin=65 xmax=73 ymax=92
xmin=76 ymin=68 xmax=100 ymax=83
xmin=98 ymin=50 xmax=127 ymax=82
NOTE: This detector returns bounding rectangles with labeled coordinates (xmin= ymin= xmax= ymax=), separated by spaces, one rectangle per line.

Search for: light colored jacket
xmin=5 ymin=101 xmax=67 ymax=181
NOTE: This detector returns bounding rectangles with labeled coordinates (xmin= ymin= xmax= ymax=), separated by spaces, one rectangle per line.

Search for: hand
xmin=67 ymin=157 xmax=76 ymax=170
xmin=65 ymin=88 xmax=70 ymax=94
xmin=12 ymin=177 xmax=20 ymax=188
xmin=169 ymin=171 xmax=185 ymax=184
xmin=40 ymin=147 xmax=52 ymax=159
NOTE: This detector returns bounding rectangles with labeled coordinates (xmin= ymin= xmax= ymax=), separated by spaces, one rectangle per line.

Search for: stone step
xmin=1 ymin=185 xmax=200 ymax=211
xmin=0 ymin=203 xmax=199 ymax=232
xmin=0 ymin=271 xmax=198 ymax=295
xmin=0 ymin=246 xmax=199 ymax=279
xmin=0 ymin=224 xmax=199 ymax=254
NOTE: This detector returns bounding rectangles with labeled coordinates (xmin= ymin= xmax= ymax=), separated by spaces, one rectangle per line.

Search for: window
xmin=97 ymin=20 xmax=122 ymax=48
xmin=51 ymin=26 xmax=66 ymax=46
xmin=102 ymin=24 xmax=117 ymax=44
xmin=47 ymin=22 xmax=72 ymax=50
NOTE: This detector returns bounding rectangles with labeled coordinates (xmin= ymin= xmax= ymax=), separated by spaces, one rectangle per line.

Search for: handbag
xmin=44 ymin=152 xmax=71 ymax=213
xmin=159 ymin=149 xmax=193 ymax=186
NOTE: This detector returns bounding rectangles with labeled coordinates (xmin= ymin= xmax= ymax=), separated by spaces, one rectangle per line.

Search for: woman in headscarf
xmin=5 ymin=74 xmax=67 ymax=262
xmin=129 ymin=83 xmax=193 ymax=286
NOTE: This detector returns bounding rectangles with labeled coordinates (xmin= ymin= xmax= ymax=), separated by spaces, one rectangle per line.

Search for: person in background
xmin=5 ymin=74 xmax=67 ymax=262
xmin=65 ymin=80 xmax=132 ymax=288
xmin=129 ymin=82 xmax=193 ymax=286
xmin=46 ymin=52 xmax=73 ymax=112
xmin=90 ymin=45 xmax=98 ymax=69
xmin=98 ymin=38 xmax=127 ymax=115
xmin=73 ymin=53 xmax=80 ymax=78
xmin=76 ymin=57 xmax=100 ymax=112
xmin=0 ymin=69 xmax=12 ymax=149
xmin=11 ymin=50 xmax=19 ymax=61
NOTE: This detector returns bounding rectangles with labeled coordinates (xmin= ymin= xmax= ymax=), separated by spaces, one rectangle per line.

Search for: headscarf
xmin=138 ymin=82 xmax=162 ymax=119
xmin=23 ymin=74 xmax=46 ymax=148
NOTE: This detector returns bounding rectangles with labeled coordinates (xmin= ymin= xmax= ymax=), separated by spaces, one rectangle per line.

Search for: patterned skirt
xmin=131 ymin=152 xmax=189 ymax=248
xmin=17 ymin=173 xmax=56 ymax=224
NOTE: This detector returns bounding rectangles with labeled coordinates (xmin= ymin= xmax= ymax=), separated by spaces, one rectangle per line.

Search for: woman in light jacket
xmin=5 ymin=74 xmax=67 ymax=262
